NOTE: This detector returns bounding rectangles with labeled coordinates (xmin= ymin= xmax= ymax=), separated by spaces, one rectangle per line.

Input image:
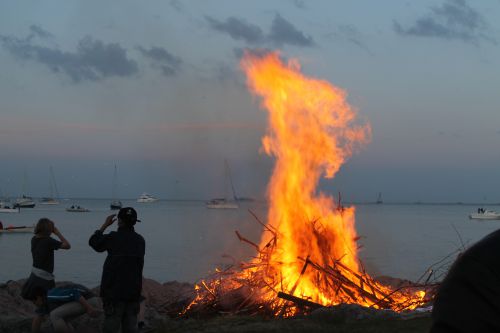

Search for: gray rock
xmin=0 ymin=278 xmax=194 ymax=332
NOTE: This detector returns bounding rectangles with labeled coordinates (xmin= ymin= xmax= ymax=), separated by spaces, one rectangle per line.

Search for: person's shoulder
xmin=134 ymin=231 xmax=145 ymax=243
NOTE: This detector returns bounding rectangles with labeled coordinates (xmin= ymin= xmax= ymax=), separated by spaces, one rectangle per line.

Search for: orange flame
xmin=183 ymin=51 xmax=428 ymax=317
xmin=241 ymin=50 xmax=371 ymax=304
xmin=238 ymin=51 xmax=426 ymax=310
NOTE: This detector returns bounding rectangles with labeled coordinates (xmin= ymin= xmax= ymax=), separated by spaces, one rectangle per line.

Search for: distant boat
xmin=469 ymin=208 xmax=500 ymax=220
xmin=110 ymin=200 xmax=122 ymax=210
xmin=66 ymin=205 xmax=90 ymax=212
xmin=15 ymin=172 xmax=35 ymax=208
xmin=110 ymin=164 xmax=122 ymax=210
xmin=206 ymin=198 xmax=239 ymax=209
xmin=376 ymin=192 xmax=383 ymax=204
xmin=40 ymin=166 xmax=60 ymax=205
xmin=137 ymin=193 xmax=158 ymax=203
xmin=14 ymin=195 xmax=36 ymax=208
xmin=206 ymin=159 xmax=239 ymax=209
xmin=0 ymin=201 xmax=20 ymax=213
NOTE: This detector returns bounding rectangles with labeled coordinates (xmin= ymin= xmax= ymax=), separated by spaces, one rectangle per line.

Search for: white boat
xmin=15 ymin=195 xmax=36 ymax=208
xmin=137 ymin=193 xmax=158 ymax=203
xmin=469 ymin=209 xmax=500 ymax=220
xmin=40 ymin=166 xmax=60 ymax=205
xmin=66 ymin=205 xmax=90 ymax=212
xmin=206 ymin=160 xmax=239 ymax=209
xmin=16 ymin=172 xmax=36 ymax=208
xmin=0 ymin=201 xmax=20 ymax=213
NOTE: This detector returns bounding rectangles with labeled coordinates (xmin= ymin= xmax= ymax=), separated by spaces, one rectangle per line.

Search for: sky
xmin=1 ymin=0 xmax=500 ymax=203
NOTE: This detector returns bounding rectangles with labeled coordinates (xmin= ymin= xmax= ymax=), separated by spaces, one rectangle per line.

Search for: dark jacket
xmin=430 ymin=229 xmax=500 ymax=332
xmin=88 ymin=226 xmax=145 ymax=302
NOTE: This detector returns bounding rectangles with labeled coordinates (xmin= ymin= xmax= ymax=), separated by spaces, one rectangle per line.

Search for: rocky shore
xmin=0 ymin=278 xmax=194 ymax=333
xmin=0 ymin=277 xmax=432 ymax=333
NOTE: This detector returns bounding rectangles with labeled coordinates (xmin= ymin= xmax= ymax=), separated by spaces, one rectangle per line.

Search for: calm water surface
xmin=1 ymin=200 xmax=498 ymax=287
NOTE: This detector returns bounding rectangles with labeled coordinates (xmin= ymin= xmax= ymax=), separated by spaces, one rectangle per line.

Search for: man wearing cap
xmin=89 ymin=207 xmax=145 ymax=333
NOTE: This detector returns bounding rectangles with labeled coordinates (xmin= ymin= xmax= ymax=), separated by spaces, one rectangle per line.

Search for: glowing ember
xmin=184 ymin=51 xmax=430 ymax=317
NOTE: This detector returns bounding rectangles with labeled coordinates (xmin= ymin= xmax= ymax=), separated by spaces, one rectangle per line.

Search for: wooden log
xmin=289 ymin=255 xmax=310 ymax=295
xmin=277 ymin=292 xmax=324 ymax=310
xmin=235 ymin=231 xmax=260 ymax=252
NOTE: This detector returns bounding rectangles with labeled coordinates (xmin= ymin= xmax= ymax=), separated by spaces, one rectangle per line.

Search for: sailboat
xmin=206 ymin=160 xmax=239 ymax=209
xmin=376 ymin=192 xmax=383 ymax=204
xmin=40 ymin=166 xmax=60 ymax=205
xmin=14 ymin=172 xmax=36 ymax=208
xmin=110 ymin=164 xmax=122 ymax=210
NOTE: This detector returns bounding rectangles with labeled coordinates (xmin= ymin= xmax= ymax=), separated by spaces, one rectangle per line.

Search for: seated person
xmin=430 ymin=229 xmax=500 ymax=332
xmin=32 ymin=283 xmax=100 ymax=333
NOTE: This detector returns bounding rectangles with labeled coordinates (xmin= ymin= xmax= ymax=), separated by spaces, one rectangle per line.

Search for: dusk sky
xmin=1 ymin=0 xmax=500 ymax=202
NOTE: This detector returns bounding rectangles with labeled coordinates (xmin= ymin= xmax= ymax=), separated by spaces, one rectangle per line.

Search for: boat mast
xmin=112 ymin=164 xmax=118 ymax=200
xmin=225 ymin=159 xmax=238 ymax=201
xmin=49 ymin=166 xmax=60 ymax=199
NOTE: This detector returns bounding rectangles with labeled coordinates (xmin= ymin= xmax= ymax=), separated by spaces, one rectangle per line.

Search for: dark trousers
xmin=102 ymin=300 xmax=140 ymax=333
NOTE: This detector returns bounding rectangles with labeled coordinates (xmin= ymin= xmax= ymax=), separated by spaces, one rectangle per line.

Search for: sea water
xmin=0 ymin=200 xmax=498 ymax=287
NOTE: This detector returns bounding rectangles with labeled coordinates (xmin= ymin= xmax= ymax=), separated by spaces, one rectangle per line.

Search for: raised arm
xmin=53 ymin=226 xmax=71 ymax=249
xmin=89 ymin=214 xmax=115 ymax=252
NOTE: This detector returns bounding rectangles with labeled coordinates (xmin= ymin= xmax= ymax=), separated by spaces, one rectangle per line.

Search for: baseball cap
xmin=117 ymin=207 xmax=141 ymax=223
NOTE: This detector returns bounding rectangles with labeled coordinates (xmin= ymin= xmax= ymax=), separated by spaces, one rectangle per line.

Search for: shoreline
xmin=1 ymin=277 xmax=433 ymax=333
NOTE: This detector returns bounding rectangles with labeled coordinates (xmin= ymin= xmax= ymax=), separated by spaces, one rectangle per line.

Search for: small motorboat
xmin=469 ymin=208 xmax=500 ymax=220
xmin=137 ymin=193 xmax=158 ymax=203
xmin=0 ymin=202 xmax=20 ymax=213
xmin=66 ymin=205 xmax=90 ymax=212
xmin=110 ymin=200 xmax=122 ymax=210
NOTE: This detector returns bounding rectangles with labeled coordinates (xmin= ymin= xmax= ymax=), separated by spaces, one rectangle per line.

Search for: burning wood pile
xmin=183 ymin=209 xmax=435 ymax=317
xmin=183 ymin=51 xmax=435 ymax=318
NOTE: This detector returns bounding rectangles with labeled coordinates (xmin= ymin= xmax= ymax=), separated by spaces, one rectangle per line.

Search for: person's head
xmin=34 ymin=218 xmax=54 ymax=237
xmin=117 ymin=207 xmax=140 ymax=227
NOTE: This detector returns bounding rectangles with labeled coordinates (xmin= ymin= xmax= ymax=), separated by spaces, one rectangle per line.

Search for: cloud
xmin=233 ymin=47 xmax=275 ymax=59
xmin=0 ymin=32 xmax=138 ymax=82
xmin=268 ymin=14 xmax=314 ymax=47
xmin=205 ymin=16 xmax=265 ymax=44
xmin=29 ymin=25 xmax=53 ymax=39
xmin=169 ymin=0 xmax=183 ymax=12
xmin=290 ymin=0 xmax=306 ymax=10
xmin=394 ymin=0 xmax=496 ymax=44
xmin=137 ymin=46 xmax=182 ymax=76
xmin=206 ymin=14 xmax=314 ymax=48
xmin=212 ymin=62 xmax=243 ymax=87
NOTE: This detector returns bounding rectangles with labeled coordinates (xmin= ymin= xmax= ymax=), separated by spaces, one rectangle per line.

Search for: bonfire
xmin=184 ymin=51 xmax=435 ymax=317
